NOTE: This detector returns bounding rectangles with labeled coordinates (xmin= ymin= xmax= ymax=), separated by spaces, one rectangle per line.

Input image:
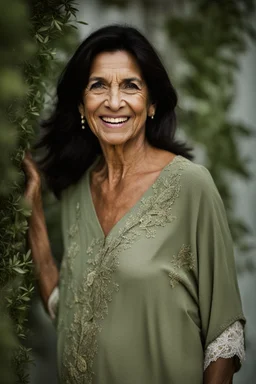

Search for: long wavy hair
xmin=34 ymin=24 xmax=193 ymax=199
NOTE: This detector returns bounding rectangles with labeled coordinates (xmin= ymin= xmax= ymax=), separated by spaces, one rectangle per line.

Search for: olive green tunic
xmin=57 ymin=155 xmax=245 ymax=384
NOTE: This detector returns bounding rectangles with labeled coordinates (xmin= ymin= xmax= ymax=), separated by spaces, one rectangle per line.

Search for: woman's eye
xmin=90 ymin=82 xmax=104 ymax=90
xmin=125 ymin=83 xmax=139 ymax=90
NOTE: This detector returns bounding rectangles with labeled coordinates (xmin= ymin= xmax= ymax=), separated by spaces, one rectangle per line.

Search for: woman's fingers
xmin=22 ymin=151 xmax=41 ymax=183
xmin=22 ymin=151 xmax=42 ymax=204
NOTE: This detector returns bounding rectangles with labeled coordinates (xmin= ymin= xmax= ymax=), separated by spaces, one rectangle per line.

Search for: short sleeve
xmin=194 ymin=166 xmax=246 ymax=349
xmin=204 ymin=320 xmax=245 ymax=370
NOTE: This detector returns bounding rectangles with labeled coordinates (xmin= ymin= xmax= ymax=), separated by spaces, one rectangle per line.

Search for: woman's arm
xmin=23 ymin=152 xmax=59 ymax=312
xmin=203 ymin=357 xmax=236 ymax=384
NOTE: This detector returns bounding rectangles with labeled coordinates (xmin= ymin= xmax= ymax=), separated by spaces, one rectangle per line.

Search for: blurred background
xmin=0 ymin=0 xmax=255 ymax=383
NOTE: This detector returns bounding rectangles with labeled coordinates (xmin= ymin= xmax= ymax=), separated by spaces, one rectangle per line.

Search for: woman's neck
xmin=97 ymin=138 xmax=154 ymax=187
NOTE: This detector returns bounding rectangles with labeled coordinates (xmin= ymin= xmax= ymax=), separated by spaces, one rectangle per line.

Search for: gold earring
xmin=81 ymin=115 xmax=85 ymax=129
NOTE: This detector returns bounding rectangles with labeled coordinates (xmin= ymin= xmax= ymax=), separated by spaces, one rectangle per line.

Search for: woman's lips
xmin=100 ymin=116 xmax=130 ymax=128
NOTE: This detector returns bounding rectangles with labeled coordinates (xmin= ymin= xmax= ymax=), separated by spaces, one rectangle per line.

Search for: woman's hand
xmin=22 ymin=151 xmax=42 ymax=208
xmin=22 ymin=151 xmax=59 ymax=310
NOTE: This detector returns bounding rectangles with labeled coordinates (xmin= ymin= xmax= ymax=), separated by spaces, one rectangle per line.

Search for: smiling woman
xmin=23 ymin=25 xmax=245 ymax=384
xmin=79 ymin=51 xmax=154 ymax=147
xmin=32 ymin=24 xmax=191 ymax=198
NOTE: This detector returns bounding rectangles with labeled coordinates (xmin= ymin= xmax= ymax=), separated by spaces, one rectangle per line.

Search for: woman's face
xmin=79 ymin=50 xmax=155 ymax=147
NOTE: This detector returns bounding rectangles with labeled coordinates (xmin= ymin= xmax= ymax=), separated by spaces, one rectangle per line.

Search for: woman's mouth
xmin=100 ymin=116 xmax=130 ymax=127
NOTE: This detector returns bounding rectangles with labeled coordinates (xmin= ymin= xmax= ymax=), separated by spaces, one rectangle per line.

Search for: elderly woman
xmin=23 ymin=25 xmax=245 ymax=384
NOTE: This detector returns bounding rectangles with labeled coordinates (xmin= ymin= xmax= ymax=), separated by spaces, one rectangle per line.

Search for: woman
xmin=23 ymin=25 xmax=245 ymax=384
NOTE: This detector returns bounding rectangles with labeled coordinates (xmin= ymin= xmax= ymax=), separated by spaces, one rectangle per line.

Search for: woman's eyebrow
xmin=88 ymin=76 xmax=143 ymax=86
xmin=88 ymin=76 xmax=105 ymax=83
xmin=123 ymin=77 xmax=143 ymax=85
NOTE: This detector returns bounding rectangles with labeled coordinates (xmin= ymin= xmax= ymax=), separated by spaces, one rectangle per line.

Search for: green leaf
xmin=38 ymin=26 xmax=49 ymax=32
xmin=35 ymin=33 xmax=44 ymax=43
xmin=16 ymin=306 xmax=26 ymax=311
xmin=24 ymin=249 xmax=31 ymax=260
xmin=54 ymin=20 xmax=62 ymax=31
xmin=12 ymin=267 xmax=26 ymax=275
xmin=21 ymin=118 xmax=28 ymax=125
xmin=21 ymin=208 xmax=32 ymax=217
xmin=77 ymin=21 xmax=88 ymax=25
xmin=21 ymin=296 xmax=30 ymax=302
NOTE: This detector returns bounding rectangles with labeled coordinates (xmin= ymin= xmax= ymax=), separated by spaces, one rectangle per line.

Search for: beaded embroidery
xmin=59 ymin=156 xmax=191 ymax=383
xmin=168 ymin=244 xmax=195 ymax=288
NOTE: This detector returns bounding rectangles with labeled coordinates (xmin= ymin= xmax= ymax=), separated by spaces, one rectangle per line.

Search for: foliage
xmin=0 ymin=0 xmax=81 ymax=382
xmin=0 ymin=306 xmax=18 ymax=384
xmin=0 ymin=2 xmax=32 ymax=382
xmin=165 ymin=0 xmax=256 ymax=247
xmin=0 ymin=0 xmax=31 ymax=196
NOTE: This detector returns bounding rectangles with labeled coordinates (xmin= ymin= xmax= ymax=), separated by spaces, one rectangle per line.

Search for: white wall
xmin=231 ymin=36 xmax=256 ymax=383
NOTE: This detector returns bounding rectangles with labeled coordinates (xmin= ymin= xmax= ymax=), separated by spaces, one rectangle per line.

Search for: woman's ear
xmin=78 ymin=103 xmax=85 ymax=116
xmin=148 ymin=103 xmax=156 ymax=118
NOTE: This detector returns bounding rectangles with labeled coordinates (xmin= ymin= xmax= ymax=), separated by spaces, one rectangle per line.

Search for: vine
xmin=0 ymin=0 xmax=84 ymax=382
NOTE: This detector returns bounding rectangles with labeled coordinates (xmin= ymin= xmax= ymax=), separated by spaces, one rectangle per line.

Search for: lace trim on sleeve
xmin=204 ymin=320 xmax=245 ymax=371
xmin=47 ymin=286 xmax=59 ymax=320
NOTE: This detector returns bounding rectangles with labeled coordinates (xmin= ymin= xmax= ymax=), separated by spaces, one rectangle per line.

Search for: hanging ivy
xmin=0 ymin=0 xmax=84 ymax=382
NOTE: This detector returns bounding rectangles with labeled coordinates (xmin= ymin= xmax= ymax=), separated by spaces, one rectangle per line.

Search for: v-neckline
xmin=86 ymin=155 xmax=181 ymax=241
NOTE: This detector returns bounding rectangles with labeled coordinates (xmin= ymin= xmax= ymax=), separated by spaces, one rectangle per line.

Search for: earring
xmin=81 ymin=115 xmax=85 ymax=129
xmin=151 ymin=114 xmax=154 ymax=120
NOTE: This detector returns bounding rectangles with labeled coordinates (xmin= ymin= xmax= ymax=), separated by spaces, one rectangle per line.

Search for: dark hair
xmin=34 ymin=24 xmax=193 ymax=199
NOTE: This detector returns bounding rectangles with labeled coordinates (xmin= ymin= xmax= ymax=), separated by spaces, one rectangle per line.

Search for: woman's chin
xmin=98 ymin=132 xmax=134 ymax=147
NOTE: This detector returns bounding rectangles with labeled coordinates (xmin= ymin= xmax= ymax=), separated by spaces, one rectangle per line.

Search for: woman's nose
xmin=105 ymin=88 xmax=124 ymax=110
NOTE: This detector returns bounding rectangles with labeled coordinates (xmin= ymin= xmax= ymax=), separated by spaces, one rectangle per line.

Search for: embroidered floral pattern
xmin=60 ymin=156 xmax=191 ymax=383
xmin=59 ymin=202 xmax=81 ymax=312
xmin=168 ymin=244 xmax=195 ymax=288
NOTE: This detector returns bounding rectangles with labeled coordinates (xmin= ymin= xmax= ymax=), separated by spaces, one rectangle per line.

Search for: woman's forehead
xmin=89 ymin=51 xmax=143 ymax=78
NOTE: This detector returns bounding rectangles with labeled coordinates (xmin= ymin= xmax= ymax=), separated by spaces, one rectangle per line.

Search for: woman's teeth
xmin=101 ymin=117 xmax=129 ymax=124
